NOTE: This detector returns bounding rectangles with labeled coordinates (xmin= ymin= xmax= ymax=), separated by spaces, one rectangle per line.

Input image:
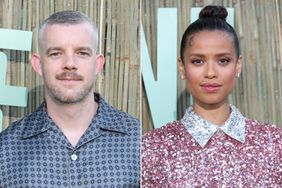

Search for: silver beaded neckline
xmin=181 ymin=105 xmax=246 ymax=147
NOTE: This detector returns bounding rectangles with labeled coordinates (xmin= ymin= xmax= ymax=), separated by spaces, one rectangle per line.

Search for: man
xmin=0 ymin=10 xmax=140 ymax=187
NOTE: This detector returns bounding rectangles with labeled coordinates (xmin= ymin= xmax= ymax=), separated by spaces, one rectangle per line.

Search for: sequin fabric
xmin=142 ymin=108 xmax=282 ymax=187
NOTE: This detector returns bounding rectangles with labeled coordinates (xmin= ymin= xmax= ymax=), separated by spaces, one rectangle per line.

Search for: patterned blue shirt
xmin=0 ymin=94 xmax=140 ymax=187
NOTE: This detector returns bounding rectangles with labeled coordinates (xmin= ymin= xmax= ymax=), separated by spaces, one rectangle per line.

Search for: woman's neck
xmin=192 ymin=101 xmax=231 ymax=126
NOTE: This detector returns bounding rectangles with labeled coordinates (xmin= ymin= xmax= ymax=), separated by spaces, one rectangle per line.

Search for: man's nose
xmin=63 ymin=54 xmax=77 ymax=71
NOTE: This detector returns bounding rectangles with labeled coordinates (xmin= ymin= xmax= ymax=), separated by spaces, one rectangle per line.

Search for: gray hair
xmin=38 ymin=10 xmax=98 ymax=52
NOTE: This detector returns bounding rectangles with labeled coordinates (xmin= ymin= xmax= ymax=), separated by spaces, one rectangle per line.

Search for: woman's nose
xmin=205 ymin=62 xmax=217 ymax=78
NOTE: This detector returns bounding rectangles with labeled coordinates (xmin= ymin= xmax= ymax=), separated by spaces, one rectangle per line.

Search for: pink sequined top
xmin=142 ymin=115 xmax=282 ymax=187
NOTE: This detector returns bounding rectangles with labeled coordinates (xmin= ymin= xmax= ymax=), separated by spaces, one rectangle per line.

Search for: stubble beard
xmin=44 ymin=76 xmax=95 ymax=105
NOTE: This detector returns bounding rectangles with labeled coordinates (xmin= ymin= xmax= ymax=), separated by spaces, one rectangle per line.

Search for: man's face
xmin=37 ymin=22 xmax=101 ymax=104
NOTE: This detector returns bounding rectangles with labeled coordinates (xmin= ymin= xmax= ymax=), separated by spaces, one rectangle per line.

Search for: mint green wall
xmin=141 ymin=9 xmax=177 ymax=128
xmin=0 ymin=29 xmax=32 ymax=131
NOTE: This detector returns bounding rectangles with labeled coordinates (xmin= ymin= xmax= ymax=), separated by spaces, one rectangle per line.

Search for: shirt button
xmin=71 ymin=154 xmax=78 ymax=161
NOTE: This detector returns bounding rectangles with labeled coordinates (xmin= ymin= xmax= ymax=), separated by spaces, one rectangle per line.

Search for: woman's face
xmin=179 ymin=30 xmax=242 ymax=108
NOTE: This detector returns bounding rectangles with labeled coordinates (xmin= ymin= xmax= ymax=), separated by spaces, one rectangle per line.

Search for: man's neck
xmin=45 ymin=94 xmax=98 ymax=147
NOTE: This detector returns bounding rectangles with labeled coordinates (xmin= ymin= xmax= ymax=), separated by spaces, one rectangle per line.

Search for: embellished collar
xmin=181 ymin=105 xmax=246 ymax=148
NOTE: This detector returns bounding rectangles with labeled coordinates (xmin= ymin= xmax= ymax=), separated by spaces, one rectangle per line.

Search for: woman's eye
xmin=218 ymin=59 xmax=230 ymax=65
xmin=191 ymin=59 xmax=204 ymax=65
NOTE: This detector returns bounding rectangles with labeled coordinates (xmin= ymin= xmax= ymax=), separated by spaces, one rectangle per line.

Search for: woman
xmin=142 ymin=5 xmax=282 ymax=187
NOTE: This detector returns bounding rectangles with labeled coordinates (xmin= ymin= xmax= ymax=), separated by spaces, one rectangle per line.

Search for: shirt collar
xmin=181 ymin=105 xmax=246 ymax=148
xmin=20 ymin=93 xmax=129 ymax=139
xmin=20 ymin=102 xmax=51 ymax=139
xmin=91 ymin=93 xmax=129 ymax=134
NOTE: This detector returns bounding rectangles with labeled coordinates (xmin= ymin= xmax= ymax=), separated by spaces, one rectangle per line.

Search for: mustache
xmin=55 ymin=72 xmax=83 ymax=80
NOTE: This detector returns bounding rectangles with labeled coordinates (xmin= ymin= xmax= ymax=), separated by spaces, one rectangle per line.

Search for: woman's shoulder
xmin=245 ymin=118 xmax=282 ymax=143
xmin=246 ymin=118 xmax=282 ymax=132
xmin=142 ymin=120 xmax=188 ymax=145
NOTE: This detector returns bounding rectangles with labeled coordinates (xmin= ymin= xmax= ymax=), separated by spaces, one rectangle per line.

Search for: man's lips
xmin=55 ymin=72 xmax=83 ymax=81
xmin=57 ymin=77 xmax=80 ymax=81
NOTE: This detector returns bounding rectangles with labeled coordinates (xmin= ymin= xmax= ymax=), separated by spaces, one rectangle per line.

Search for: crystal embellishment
xmin=181 ymin=105 xmax=246 ymax=147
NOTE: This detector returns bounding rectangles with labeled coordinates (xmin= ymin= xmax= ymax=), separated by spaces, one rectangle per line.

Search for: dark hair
xmin=180 ymin=5 xmax=240 ymax=62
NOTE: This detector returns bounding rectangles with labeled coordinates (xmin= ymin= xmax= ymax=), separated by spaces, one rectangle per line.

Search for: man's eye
xmin=191 ymin=59 xmax=204 ymax=65
xmin=78 ymin=51 xmax=90 ymax=56
xmin=49 ymin=52 xmax=61 ymax=57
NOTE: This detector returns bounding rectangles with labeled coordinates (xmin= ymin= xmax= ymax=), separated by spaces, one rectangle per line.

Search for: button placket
xmin=71 ymin=153 xmax=78 ymax=161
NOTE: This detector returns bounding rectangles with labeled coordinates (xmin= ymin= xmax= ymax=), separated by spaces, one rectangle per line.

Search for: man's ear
xmin=30 ymin=53 xmax=43 ymax=76
xmin=178 ymin=57 xmax=186 ymax=80
xmin=95 ymin=54 xmax=105 ymax=75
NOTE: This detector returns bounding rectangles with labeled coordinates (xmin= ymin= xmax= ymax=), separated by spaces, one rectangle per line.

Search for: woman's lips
xmin=201 ymin=83 xmax=222 ymax=93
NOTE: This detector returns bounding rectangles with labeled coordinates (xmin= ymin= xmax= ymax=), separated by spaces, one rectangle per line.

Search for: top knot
xmin=199 ymin=5 xmax=228 ymax=21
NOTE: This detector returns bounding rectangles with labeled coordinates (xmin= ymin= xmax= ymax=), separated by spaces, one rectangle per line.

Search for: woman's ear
xmin=236 ymin=55 xmax=243 ymax=78
xmin=30 ymin=53 xmax=43 ymax=76
xmin=178 ymin=57 xmax=186 ymax=80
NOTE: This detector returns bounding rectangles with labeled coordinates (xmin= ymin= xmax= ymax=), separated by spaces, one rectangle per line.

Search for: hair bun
xmin=199 ymin=5 xmax=228 ymax=21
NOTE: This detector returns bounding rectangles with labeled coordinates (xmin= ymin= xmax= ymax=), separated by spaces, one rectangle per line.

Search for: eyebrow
xmin=215 ymin=53 xmax=233 ymax=57
xmin=188 ymin=53 xmax=233 ymax=58
xmin=188 ymin=53 xmax=205 ymax=58
xmin=45 ymin=46 xmax=94 ymax=55
xmin=76 ymin=47 xmax=93 ymax=53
